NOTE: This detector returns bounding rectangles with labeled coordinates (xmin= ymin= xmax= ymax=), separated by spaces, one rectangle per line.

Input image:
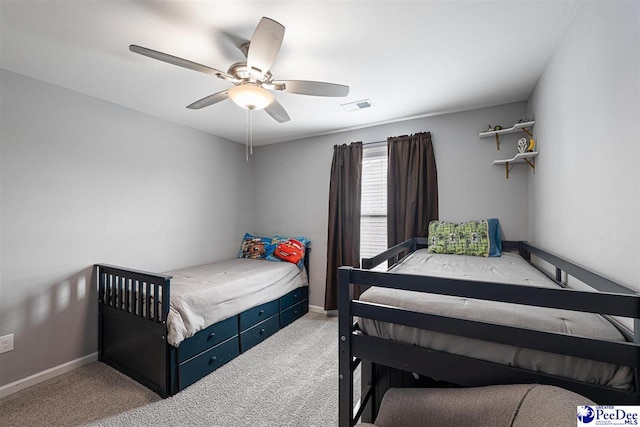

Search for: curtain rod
xmin=363 ymin=132 xmax=430 ymax=145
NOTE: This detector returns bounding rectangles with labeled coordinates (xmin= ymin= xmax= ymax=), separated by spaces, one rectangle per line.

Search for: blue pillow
xmin=238 ymin=233 xmax=275 ymax=260
xmin=487 ymin=218 xmax=502 ymax=257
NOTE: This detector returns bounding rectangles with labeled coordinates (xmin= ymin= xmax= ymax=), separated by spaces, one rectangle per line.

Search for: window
xmin=360 ymin=143 xmax=387 ymax=269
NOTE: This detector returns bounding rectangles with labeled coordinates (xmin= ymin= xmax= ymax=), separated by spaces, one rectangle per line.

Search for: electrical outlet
xmin=0 ymin=334 xmax=14 ymax=353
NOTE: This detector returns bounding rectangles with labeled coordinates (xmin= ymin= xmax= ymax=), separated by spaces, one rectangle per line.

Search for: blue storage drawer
xmin=239 ymin=300 xmax=279 ymax=331
xmin=239 ymin=314 xmax=279 ymax=353
xmin=178 ymin=315 xmax=238 ymax=363
xmin=179 ymin=335 xmax=239 ymax=390
xmin=280 ymin=299 xmax=308 ymax=328
xmin=280 ymin=287 xmax=308 ymax=311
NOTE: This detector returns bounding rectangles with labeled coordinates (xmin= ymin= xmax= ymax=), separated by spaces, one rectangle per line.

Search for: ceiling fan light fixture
xmin=228 ymin=83 xmax=274 ymax=110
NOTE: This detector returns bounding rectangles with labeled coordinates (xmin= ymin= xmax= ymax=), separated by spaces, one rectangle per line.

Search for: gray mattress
xmin=358 ymin=250 xmax=632 ymax=389
xmin=165 ymin=258 xmax=307 ymax=346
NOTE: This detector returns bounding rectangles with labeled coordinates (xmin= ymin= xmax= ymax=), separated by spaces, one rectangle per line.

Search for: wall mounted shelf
xmin=479 ymin=120 xmax=537 ymax=178
xmin=479 ymin=121 xmax=535 ymax=150
xmin=493 ymin=151 xmax=538 ymax=179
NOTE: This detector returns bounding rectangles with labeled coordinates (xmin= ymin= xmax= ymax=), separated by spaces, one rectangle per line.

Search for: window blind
xmin=360 ymin=144 xmax=387 ymax=266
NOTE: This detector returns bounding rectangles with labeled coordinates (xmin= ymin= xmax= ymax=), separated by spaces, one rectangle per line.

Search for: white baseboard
xmin=0 ymin=352 xmax=98 ymax=399
xmin=308 ymin=304 xmax=337 ymax=316
xmin=1 ymin=306 xmax=332 ymax=399
xmin=308 ymin=304 xmax=324 ymax=313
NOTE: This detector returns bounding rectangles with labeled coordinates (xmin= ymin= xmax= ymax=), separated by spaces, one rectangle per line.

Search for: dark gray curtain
xmin=387 ymin=132 xmax=438 ymax=248
xmin=324 ymin=142 xmax=362 ymax=311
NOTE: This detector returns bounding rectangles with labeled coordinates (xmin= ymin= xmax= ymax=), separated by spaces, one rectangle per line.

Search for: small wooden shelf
xmin=479 ymin=121 xmax=535 ymax=150
xmin=479 ymin=121 xmax=535 ymax=138
xmin=493 ymin=152 xmax=538 ymax=178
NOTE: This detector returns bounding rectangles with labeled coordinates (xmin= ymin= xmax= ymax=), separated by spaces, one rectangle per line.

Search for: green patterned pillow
xmin=427 ymin=220 xmax=490 ymax=257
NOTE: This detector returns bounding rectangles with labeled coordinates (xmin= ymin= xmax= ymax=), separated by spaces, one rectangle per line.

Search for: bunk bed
xmin=338 ymin=237 xmax=640 ymax=426
xmin=97 ymin=238 xmax=310 ymax=397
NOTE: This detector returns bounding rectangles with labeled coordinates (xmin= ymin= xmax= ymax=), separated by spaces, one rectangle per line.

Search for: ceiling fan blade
xmin=129 ymin=45 xmax=236 ymax=82
xmin=186 ymin=90 xmax=229 ymax=109
xmin=269 ymin=80 xmax=349 ymax=97
xmin=265 ymin=99 xmax=290 ymax=123
xmin=247 ymin=18 xmax=285 ymax=79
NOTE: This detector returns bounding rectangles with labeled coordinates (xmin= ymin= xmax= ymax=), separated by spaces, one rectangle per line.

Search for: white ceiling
xmin=0 ymin=0 xmax=579 ymax=146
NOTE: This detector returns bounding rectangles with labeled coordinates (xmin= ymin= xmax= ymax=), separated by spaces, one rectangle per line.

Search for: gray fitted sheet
xmin=358 ymin=250 xmax=632 ymax=389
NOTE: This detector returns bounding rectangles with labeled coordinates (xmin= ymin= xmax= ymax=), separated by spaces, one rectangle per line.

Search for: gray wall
xmin=0 ymin=70 xmax=253 ymax=386
xmin=527 ymin=0 xmax=639 ymax=290
xmin=253 ymin=102 xmax=531 ymax=308
xmin=3 ymin=0 xmax=637 ymax=390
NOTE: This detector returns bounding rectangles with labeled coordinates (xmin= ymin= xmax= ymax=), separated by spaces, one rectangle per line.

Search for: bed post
xmin=304 ymin=242 xmax=312 ymax=276
xmin=338 ymin=266 xmax=354 ymax=427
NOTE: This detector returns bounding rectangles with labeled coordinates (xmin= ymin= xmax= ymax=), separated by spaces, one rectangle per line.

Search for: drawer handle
xmin=294 ymin=310 xmax=298 ymax=314
xmin=294 ymin=294 xmax=299 ymax=299
xmin=209 ymin=356 xmax=217 ymax=364
xmin=260 ymin=328 xmax=265 ymax=335
xmin=258 ymin=310 xmax=264 ymax=316
xmin=209 ymin=332 xmax=216 ymax=339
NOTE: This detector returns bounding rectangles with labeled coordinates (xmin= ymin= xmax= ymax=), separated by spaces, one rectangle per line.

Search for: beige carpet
xmin=0 ymin=312 xmax=354 ymax=427
xmin=0 ymin=362 xmax=160 ymax=427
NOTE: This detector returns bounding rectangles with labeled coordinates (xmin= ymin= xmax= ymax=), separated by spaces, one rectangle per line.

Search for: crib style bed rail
xmin=338 ymin=238 xmax=640 ymax=427
xmin=97 ymin=264 xmax=173 ymax=396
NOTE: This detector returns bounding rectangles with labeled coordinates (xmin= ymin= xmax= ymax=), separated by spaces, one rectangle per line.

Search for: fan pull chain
xmin=250 ymin=108 xmax=254 ymax=156
xmin=245 ymin=107 xmax=255 ymax=162
xmin=245 ymin=108 xmax=249 ymax=161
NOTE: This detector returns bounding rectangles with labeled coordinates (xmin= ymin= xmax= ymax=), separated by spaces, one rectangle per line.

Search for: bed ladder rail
xmin=339 ymin=267 xmax=359 ymax=427
xmin=516 ymin=242 xmax=636 ymax=296
xmin=515 ymin=242 xmax=640 ymax=343
xmin=362 ymin=237 xmax=428 ymax=270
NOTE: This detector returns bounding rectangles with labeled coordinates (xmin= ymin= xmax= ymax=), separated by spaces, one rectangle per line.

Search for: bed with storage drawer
xmin=97 ymin=234 xmax=310 ymax=397
xmin=338 ymin=222 xmax=640 ymax=426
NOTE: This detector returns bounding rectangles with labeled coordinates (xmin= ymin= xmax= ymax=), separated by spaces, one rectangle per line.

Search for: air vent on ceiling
xmin=341 ymin=99 xmax=373 ymax=112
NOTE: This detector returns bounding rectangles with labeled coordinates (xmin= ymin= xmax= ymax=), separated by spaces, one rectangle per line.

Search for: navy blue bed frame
xmin=338 ymin=238 xmax=640 ymax=426
xmin=96 ymin=251 xmax=310 ymax=397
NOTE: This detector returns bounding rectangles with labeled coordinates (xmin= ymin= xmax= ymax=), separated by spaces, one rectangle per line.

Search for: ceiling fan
xmin=129 ymin=17 xmax=350 ymax=124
